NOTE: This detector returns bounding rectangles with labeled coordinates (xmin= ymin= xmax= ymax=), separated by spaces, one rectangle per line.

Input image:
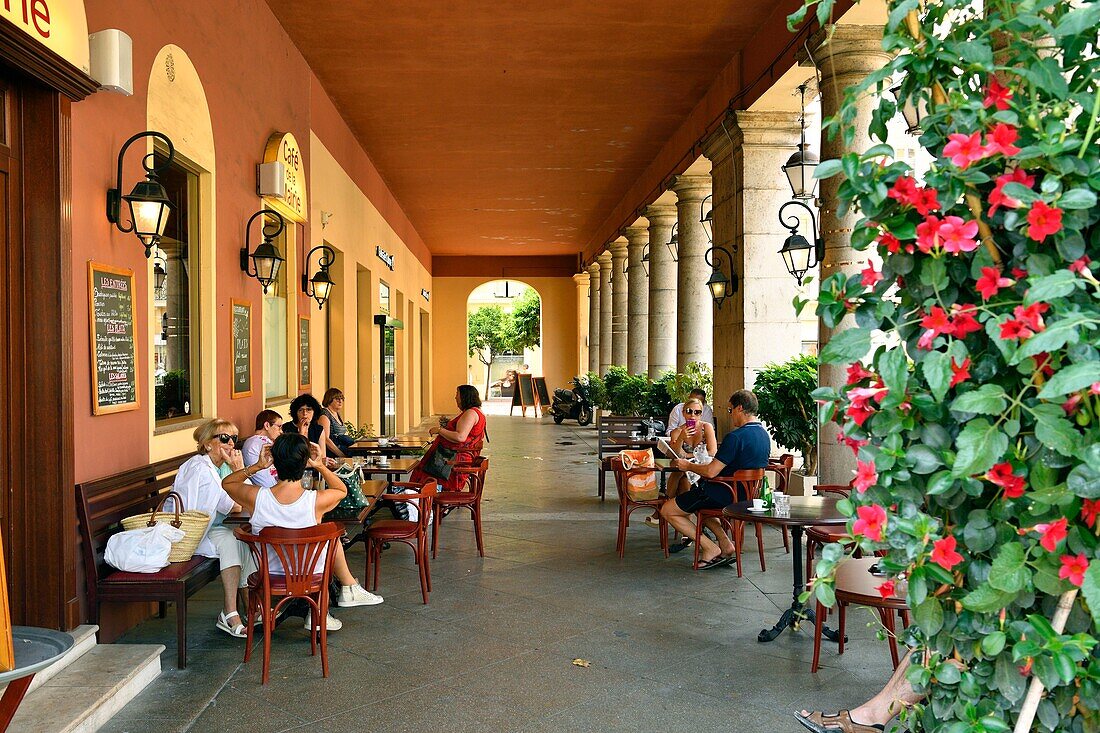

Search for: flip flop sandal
xmin=795 ymin=711 xmax=884 ymax=733
xmin=667 ymin=538 xmax=693 ymax=554
xmin=216 ymin=611 xmax=247 ymax=638
xmin=697 ymin=554 xmax=735 ymax=571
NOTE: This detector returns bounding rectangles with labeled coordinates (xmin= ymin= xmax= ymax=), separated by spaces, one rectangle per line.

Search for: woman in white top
xmin=646 ymin=397 xmax=718 ymax=528
xmin=171 ymin=419 xmax=253 ymax=638
xmin=223 ymin=433 xmax=383 ymax=633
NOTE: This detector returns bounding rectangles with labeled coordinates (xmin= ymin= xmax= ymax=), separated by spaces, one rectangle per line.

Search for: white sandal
xmin=216 ymin=611 xmax=247 ymax=638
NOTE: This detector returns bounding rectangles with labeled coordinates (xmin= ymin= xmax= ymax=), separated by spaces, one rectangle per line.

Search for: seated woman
xmin=317 ymin=388 xmax=354 ymax=458
xmin=283 ymin=393 xmax=330 ymax=461
xmin=171 ymin=419 xmax=253 ymax=638
xmin=646 ymin=396 xmax=717 ymax=530
xmin=410 ymin=384 xmax=487 ymax=491
xmin=222 ymin=433 xmax=383 ymax=633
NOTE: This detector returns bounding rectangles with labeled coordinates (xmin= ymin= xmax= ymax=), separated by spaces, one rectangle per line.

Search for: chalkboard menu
xmin=298 ymin=316 xmax=311 ymax=390
xmin=88 ymin=262 xmax=138 ymax=415
xmin=517 ymin=373 xmax=536 ymax=409
xmin=533 ymin=377 xmax=551 ymax=411
xmin=230 ymin=300 xmax=252 ymax=399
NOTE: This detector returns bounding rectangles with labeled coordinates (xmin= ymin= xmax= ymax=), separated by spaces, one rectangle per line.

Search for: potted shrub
xmin=753 ymin=354 xmax=818 ymax=495
xmin=602 ymin=365 xmax=649 ymax=416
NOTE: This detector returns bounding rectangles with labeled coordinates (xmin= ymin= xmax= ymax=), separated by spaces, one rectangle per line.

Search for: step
xmin=9 ymin=643 xmax=163 ymax=733
xmin=25 ymin=625 xmax=99 ymax=696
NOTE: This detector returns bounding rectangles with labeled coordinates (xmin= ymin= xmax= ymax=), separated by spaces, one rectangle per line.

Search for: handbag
xmin=421 ymin=444 xmax=458 ymax=481
xmin=334 ymin=465 xmax=370 ymax=511
xmin=120 ymin=491 xmax=210 ymax=563
xmin=105 ymin=522 xmax=186 ymax=573
xmin=619 ymin=449 xmax=658 ymax=500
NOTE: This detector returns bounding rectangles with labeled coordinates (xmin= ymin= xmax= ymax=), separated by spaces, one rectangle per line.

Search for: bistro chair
xmin=610 ymin=457 xmax=668 ymax=559
xmin=234 ymin=523 xmax=342 ymax=685
xmin=764 ymin=459 xmax=793 ymax=555
xmin=695 ymin=468 xmax=765 ymax=574
xmin=805 ymin=484 xmax=854 ymax=577
xmin=366 ymin=481 xmax=436 ymax=604
xmin=432 ymin=456 xmax=489 ymax=558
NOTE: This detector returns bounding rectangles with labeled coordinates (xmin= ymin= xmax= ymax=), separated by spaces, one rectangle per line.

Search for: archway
xmin=465 ymin=280 xmax=543 ymax=403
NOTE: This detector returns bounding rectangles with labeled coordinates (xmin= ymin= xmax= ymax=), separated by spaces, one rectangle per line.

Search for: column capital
xmin=801 ymin=25 xmax=891 ymax=78
xmin=642 ymin=203 xmax=677 ymax=226
xmin=597 ymin=250 xmax=613 ymax=268
xmin=573 ymin=272 xmax=590 ymax=287
xmin=670 ymin=174 xmax=711 ymax=203
xmin=623 ymin=224 xmax=649 ymax=248
xmin=586 ymin=261 xmax=601 ymax=279
xmin=701 ymin=116 xmax=739 ymax=163
xmin=609 ymin=238 xmax=629 ymax=257
xmin=733 ymin=110 xmax=803 ymax=149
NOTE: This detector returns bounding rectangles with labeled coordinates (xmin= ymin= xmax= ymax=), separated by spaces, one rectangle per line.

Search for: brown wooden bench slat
xmin=76 ymin=452 xmax=219 ymax=670
xmin=594 ymin=415 xmax=648 ymax=500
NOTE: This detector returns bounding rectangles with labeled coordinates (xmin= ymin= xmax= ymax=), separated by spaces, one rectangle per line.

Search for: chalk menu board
xmin=88 ymin=262 xmax=138 ymax=415
xmin=230 ymin=300 xmax=252 ymax=399
xmin=532 ymin=377 xmax=551 ymax=410
xmin=517 ymin=373 xmax=536 ymax=408
xmin=298 ymin=316 xmax=311 ymax=390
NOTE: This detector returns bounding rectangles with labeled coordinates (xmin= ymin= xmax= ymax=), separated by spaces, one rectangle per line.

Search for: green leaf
xmin=981 ymin=631 xmax=1006 ymax=657
xmin=952 ymin=419 xmax=1009 ymax=477
xmin=1034 ymin=565 xmax=1067 ymax=596
xmin=1026 ymin=271 xmax=1081 ymax=303
xmin=1037 ymin=362 xmax=1100 ymax=399
xmin=1054 ymin=1 xmax=1100 ymax=37
xmin=1001 ymin=182 xmax=1040 ymax=205
xmin=995 ymin=653 xmax=1027 ymax=703
xmin=1068 ymin=447 xmax=1100 ymax=498
xmin=927 ymin=470 xmax=956 ymax=496
xmin=1059 ymin=188 xmax=1098 ymax=210
xmin=1015 ymin=314 xmax=1089 ymax=361
xmin=914 ymin=597 xmax=944 ymax=635
xmin=813 ymin=158 xmax=843 ymax=180
xmin=988 ymin=542 xmax=1029 ymax=594
xmin=924 ymin=350 xmax=953 ymax=402
xmin=950 ymin=384 xmax=1008 ymax=416
xmin=820 ymin=329 xmax=872 ymax=364
xmin=962 ymin=583 xmax=1016 ymax=613
xmin=878 ymin=348 xmax=909 ymax=406
xmin=908 ymin=445 xmax=943 ymax=474
xmin=1032 ymin=403 xmax=1081 ymax=457
xmin=936 ymin=661 xmax=961 ymax=685
xmin=1082 ymin=561 xmax=1100 ymax=631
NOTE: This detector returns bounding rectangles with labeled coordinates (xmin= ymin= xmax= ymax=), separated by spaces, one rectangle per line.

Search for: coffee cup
xmin=751 ymin=498 xmax=766 ymax=511
xmin=378 ymin=437 xmax=390 ymax=446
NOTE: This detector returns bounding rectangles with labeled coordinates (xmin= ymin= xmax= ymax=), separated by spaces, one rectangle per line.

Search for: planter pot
xmin=787 ymin=472 xmax=817 ymax=497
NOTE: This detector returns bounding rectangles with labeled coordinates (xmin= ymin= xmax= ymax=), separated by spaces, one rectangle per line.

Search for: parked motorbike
xmin=550 ymin=387 xmax=593 ymax=426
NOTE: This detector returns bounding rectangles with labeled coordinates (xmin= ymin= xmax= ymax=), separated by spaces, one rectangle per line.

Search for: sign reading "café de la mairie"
xmin=1 ymin=0 xmax=92 ymax=74
xmin=262 ymin=131 xmax=307 ymax=224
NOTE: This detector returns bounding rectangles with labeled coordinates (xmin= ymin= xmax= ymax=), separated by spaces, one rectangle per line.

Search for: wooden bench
xmin=595 ymin=414 xmax=648 ymax=500
xmin=75 ymin=453 xmax=220 ymax=669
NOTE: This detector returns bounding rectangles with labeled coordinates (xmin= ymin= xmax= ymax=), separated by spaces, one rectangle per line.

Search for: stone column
xmin=598 ymin=250 xmax=613 ymax=375
xmin=807 ymin=25 xmax=891 ymax=486
xmin=703 ymin=111 xmax=804 ymax=436
xmin=671 ymin=173 xmax=713 ymax=372
xmin=624 ymin=222 xmax=650 ymax=375
xmin=643 ymin=203 xmax=678 ymax=378
xmin=586 ymin=262 xmax=601 ymax=374
xmin=573 ymin=272 xmax=590 ymax=376
xmin=609 ymin=238 xmax=629 ymax=368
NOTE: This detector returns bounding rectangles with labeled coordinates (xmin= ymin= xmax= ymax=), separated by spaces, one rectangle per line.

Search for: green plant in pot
xmin=602 ymin=366 xmax=649 ymax=416
xmin=753 ymin=354 xmax=819 ymax=477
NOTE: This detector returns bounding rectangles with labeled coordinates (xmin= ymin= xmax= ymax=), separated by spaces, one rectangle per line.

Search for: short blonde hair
xmin=685 ymin=397 xmax=704 ymax=409
xmin=193 ymin=419 xmax=237 ymax=454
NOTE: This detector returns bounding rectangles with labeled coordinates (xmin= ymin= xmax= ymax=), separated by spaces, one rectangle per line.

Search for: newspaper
xmin=657 ymin=438 xmax=712 ymax=485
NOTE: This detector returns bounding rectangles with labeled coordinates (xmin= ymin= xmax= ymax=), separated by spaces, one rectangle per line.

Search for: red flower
xmin=853 ymin=460 xmax=878 ymax=494
xmin=861 ymin=263 xmax=884 ymax=288
xmin=976 ymin=266 xmax=1014 ymax=300
xmin=853 ymin=504 xmax=888 ymax=542
xmin=943 ymin=131 xmax=988 ymax=169
xmin=1000 ymin=303 xmax=1049 ymax=341
xmin=1070 ymin=255 xmax=1092 ymax=274
xmin=877 ymin=579 xmax=896 ymax=599
xmin=918 ymin=306 xmax=952 ymax=349
xmin=989 ymin=168 xmax=1035 ymax=215
xmin=846 ymin=386 xmax=888 ymax=427
xmin=931 ymin=535 xmax=963 ymax=571
xmin=987 ymin=463 xmax=1026 ymax=499
xmin=949 ymin=305 xmax=983 ymax=338
xmin=878 ymin=232 xmax=903 ymax=254
xmin=1011 ymin=267 xmax=1028 ymax=279
xmin=1027 ymin=201 xmax=1063 ymax=241
xmin=1063 ymin=393 xmax=1083 ymax=415
xmin=1093 ymin=382 xmax=1100 ymax=395
xmin=839 ymin=433 xmax=869 ymax=457
xmin=916 ymin=215 xmax=942 ymax=254
xmin=1032 ymin=353 xmax=1055 ymax=378
xmin=984 ymin=77 xmax=1013 ymax=110
xmin=1036 ymin=518 xmax=1068 ymax=553
xmin=887 ymin=175 xmax=919 ymax=205
xmin=1059 ymin=554 xmax=1089 ymax=587
xmin=938 ymin=216 xmax=981 ymax=254
xmin=949 ymin=357 xmax=971 ymax=388
xmin=846 ymin=363 xmax=875 ymax=385
xmin=985 ymin=123 xmax=1021 ymax=157
xmin=1081 ymin=499 xmax=1100 ymax=529
xmin=912 ymin=188 xmax=941 ymax=216
xmin=887 ymin=176 xmax=941 ymax=216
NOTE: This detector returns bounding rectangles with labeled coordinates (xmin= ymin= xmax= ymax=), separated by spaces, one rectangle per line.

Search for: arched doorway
xmin=466 ymin=280 xmax=542 ymax=402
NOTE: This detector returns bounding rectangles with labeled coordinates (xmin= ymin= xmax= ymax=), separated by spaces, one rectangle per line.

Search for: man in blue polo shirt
xmin=660 ymin=389 xmax=771 ymax=569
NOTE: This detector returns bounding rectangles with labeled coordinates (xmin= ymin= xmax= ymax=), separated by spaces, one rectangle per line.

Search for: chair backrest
xmin=381 ymin=480 xmax=437 ymax=534
xmin=234 ymin=522 xmax=342 ymax=597
xmin=75 ymin=453 xmax=193 ymax=588
xmin=713 ymin=468 xmax=766 ymax=503
xmin=596 ymin=414 xmax=646 ymax=459
xmin=766 ymin=454 xmax=794 ymax=493
xmin=815 ymin=484 xmax=852 ymax=498
xmin=451 ymin=456 xmax=489 ymax=497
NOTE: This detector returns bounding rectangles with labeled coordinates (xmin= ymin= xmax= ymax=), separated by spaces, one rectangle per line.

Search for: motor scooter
xmin=549 ymin=387 xmax=593 ymax=426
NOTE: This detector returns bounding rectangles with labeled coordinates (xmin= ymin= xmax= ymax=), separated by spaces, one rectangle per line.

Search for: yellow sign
xmin=0 ymin=0 xmax=91 ymax=74
xmin=262 ymin=131 xmax=307 ymax=223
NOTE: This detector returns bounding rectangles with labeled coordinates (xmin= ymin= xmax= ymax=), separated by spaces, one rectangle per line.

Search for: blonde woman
xmin=171 ymin=419 xmax=253 ymax=638
xmin=646 ymin=396 xmax=717 ymax=531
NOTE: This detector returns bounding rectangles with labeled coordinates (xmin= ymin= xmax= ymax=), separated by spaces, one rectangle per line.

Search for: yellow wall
xmin=309 ymin=132 xmax=433 ymax=433
xmin=431 ymin=276 xmax=577 ymax=413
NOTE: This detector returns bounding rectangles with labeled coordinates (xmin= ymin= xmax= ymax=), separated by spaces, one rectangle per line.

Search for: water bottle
xmin=760 ymin=474 xmax=771 ymax=508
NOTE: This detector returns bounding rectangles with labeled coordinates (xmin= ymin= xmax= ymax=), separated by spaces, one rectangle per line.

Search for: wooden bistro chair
xmin=234 ymin=523 xmax=342 ymax=685
xmin=610 ymin=457 xmax=669 ymax=559
xmin=812 ymin=556 xmax=911 ymax=673
xmin=432 ymin=456 xmax=489 ymax=558
xmin=366 ymin=481 xmax=436 ymax=604
xmin=805 ymin=484 xmax=854 ymax=578
xmin=695 ymin=469 xmax=764 ymax=574
xmin=764 ymin=459 xmax=793 ymax=555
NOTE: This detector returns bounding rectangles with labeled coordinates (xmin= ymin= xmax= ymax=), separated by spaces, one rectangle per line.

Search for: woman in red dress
xmin=411 ymin=384 xmax=487 ymax=491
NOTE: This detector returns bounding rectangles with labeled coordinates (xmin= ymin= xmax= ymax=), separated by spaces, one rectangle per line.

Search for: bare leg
xmin=220 ymin=566 xmax=241 ymax=616
xmin=800 ymin=655 xmax=918 ymax=727
xmin=331 ymin=544 xmax=360 ymax=587
xmin=702 ymin=517 xmax=735 ymax=556
xmin=660 ymin=501 xmax=719 ymax=561
xmin=652 ymin=474 xmax=686 ymax=521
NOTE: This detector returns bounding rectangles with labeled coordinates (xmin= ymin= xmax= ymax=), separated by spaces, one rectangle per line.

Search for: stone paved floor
xmin=104 ymin=412 xmax=895 ymax=732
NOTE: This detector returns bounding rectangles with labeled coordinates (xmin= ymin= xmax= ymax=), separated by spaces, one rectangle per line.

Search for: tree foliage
xmin=789 ymin=1 xmax=1100 ymax=731
xmin=510 ymin=287 xmax=542 ymax=350
xmin=754 ymin=354 xmax=819 ymax=474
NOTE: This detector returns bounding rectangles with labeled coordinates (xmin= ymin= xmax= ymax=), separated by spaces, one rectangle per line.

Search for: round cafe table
xmin=0 ymin=627 xmax=74 ymax=731
xmin=724 ymin=496 xmax=847 ymax=643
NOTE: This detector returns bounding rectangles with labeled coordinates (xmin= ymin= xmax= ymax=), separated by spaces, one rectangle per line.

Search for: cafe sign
xmin=1 ymin=0 xmax=91 ymax=74
xmin=262 ymin=131 xmax=307 ymax=223
xmin=376 ymin=245 xmax=395 ymax=271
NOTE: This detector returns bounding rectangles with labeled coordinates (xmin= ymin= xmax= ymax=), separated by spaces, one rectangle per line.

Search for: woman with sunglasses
xmin=645 ymin=397 xmax=717 ymax=528
xmin=170 ymin=419 xmax=254 ymax=638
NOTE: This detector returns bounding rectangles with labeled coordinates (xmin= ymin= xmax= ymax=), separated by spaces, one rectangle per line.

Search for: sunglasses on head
xmin=684 ymin=409 xmax=703 ymax=416
xmin=214 ymin=433 xmax=237 ymax=444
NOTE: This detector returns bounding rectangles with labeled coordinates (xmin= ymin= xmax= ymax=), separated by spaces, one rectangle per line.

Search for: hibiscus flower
xmin=938 ymin=216 xmax=980 ymax=254
xmin=861 ymin=263 xmax=884 ymax=288
xmin=853 ymin=504 xmax=887 ymax=542
xmin=1081 ymin=499 xmax=1100 ymax=529
xmin=988 ymin=168 xmax=1035 ymax=215
xmin=943 ymin=131 xmax=988 ymax=169
xmin=983 ymin=77 xmax=1013 ymax=110
xmin=1059 ymin=554 xmax=1088 ymax=587
xmin=1036 ymin=518 xmax=1068 ymax=553
xmin=853 ymin=460 xmax=877 ymax=494
xmin=1027 ymin=201 xmax=1063 ymax=241
xmin=987 ymin=463 xmax=1025 ymax=499
xmin=949 ymin=357 xmax=971 ymax=388
xmin=975 ymin=266 xmax=1013 ymax=300
xmin=985 ymin=123 xmax=1021 ymax=157
xmin=931 ymin=535 xmax=963 ymax=571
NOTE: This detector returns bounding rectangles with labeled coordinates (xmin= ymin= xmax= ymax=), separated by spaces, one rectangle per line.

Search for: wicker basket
xmin=121 ymin=491 xmax=211 ymax=563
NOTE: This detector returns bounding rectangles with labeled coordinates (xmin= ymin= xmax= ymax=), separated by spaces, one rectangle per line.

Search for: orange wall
xmin=431 ymin=277 xmax=577 ymax=413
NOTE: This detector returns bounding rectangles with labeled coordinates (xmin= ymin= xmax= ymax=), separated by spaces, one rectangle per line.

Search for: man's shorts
xmin=674 ymin=481 xmax=736 ymax=513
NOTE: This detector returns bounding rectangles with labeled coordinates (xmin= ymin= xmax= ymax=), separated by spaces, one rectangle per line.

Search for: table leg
xmin=757 ymin=526 xmax=844 ymax=643
xmin=0 ymin=673 xmax=35 ymax=731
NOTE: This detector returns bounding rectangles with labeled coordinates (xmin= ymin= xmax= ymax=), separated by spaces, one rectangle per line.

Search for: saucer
xmin=747 ymin=507 xmax=770 ymax=513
